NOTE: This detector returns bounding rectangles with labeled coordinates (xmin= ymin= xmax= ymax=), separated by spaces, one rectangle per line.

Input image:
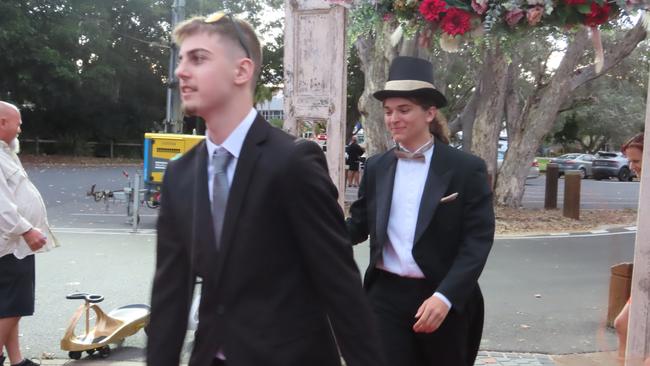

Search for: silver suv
xmin=591 ymin=151 xmax=635 ymax=182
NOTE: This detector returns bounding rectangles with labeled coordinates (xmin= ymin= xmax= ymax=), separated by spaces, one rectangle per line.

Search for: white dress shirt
xmin=204 ymin=107 xmax=256 ymax=360
xmin=205 ymin=108 xmax=257 ymax=198
xmin=0 ymin=140 xmax=55 ymax=259
xmin=377 ymin=141 xmax=452 ymax=309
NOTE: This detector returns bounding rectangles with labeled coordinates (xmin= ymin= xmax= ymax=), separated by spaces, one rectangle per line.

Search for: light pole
xmin=165 ymin=0 xmax=185 ymax=133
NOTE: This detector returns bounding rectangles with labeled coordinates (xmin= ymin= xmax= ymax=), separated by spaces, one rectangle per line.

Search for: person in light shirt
xmin=347 ymin=57 xmax=495 ymax=366
xmin=614 ymin=132 xmax=645 ymax=365
xmin=0 ymin=101 xmax=53 ymax=366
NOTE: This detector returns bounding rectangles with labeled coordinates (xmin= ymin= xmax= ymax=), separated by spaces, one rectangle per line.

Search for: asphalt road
xmin=25 ymin=164 xmax=158 ymax=231
xmin=344 ymin=175 xmax=640 ymax=209
xmin=520 ymin=176 xmax=640 ymax=210
xmin=14 ymin=164 xmax=640 ymax=360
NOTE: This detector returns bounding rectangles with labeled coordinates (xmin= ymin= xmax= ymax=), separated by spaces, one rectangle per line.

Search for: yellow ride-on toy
xmin=60 ymin=293 xmax=150 ymax=360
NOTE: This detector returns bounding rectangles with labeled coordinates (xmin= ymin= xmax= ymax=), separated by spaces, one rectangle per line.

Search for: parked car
xmin=497 ymin=151 xmax=540 ymax=179
xmin=591 ymin=151 xmax=636 ymax=181
xmin=548 ymin=153 xmax=595 ymax=179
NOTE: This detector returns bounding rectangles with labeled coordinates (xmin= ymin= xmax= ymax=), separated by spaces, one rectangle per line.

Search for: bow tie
xmin=394 ymin=138 xmax=434 ymax=162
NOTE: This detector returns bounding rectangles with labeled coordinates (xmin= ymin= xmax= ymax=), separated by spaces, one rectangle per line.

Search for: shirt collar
xmin=398 ymin=136 xmax=435 ymax=154
xmin=206 ymin=108 xmax=257 ymax=159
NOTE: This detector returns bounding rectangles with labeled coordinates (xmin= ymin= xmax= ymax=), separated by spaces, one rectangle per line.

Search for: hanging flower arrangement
xmin=375 ymin=0 xmax=632 ymax=34
xmin=355 ymin=0 xmax=647 ymax=71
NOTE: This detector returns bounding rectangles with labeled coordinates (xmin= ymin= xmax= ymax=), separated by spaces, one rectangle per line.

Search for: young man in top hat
xmin=347 ymin=56 xmax=495 ymax=366
xmin=146 ymin=12 xmax=385 ymax=366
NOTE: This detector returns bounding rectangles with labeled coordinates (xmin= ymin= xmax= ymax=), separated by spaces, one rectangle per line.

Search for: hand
xmin=413 ymin=295 xmax=450 ymax=333
xmin=22 ymin=228 xmax=47 ymax=252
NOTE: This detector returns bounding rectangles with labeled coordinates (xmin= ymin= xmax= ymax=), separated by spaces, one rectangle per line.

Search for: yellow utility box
xmin=143 ymin=133 xmax=204 ymax=206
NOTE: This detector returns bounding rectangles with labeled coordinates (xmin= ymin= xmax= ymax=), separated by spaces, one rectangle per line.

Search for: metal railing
xmin=20 ymin=138 xmax=143 ymax=158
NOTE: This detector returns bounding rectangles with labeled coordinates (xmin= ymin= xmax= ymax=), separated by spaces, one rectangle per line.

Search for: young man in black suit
xmin=347 ymin=56 xmax=495 ymax=366
xmin=146 ymin=13 xmax=385 ymax=366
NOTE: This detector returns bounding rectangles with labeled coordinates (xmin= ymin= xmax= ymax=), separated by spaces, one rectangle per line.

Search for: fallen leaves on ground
xmin=495 ymin=207 xmax=637 ymax=235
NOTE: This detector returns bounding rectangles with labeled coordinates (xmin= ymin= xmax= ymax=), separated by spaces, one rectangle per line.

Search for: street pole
xmin=165 ymin=0 xmax=185 ymax=133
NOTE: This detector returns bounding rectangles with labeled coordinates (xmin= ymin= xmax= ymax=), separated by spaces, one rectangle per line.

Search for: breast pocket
xmin=3 ymin=165 xmax=25 ymax=195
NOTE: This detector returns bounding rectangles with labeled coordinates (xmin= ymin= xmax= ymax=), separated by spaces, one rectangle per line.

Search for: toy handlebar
xmin=66 ymin=293 xmax=104 ymax=303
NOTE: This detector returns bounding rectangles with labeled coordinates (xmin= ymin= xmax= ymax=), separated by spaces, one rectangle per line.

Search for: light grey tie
xmin=212 ymin=148 xmax=232 ymax=250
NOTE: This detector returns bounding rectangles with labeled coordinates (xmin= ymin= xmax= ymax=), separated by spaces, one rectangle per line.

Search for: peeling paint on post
xmin=283 ymin=0 xmax=347 ymax=207
xmin=625 ymin=66 xmax=650 ymax=366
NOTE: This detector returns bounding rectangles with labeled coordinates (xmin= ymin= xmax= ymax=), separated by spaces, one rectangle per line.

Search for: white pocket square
xmin=440 ymin=192 xmax=459 ymax=203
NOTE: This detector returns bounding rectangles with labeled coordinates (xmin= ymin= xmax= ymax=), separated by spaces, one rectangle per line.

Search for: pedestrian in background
xmin=0 ymin=101 xmax=55 ymax=366
xmin=614 ymin=132 xmax=644 ymax=365
xmin=346 ymin=135 xmax=365 ymax=187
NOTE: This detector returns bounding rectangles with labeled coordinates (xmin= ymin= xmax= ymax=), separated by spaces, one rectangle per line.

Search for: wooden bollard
xmin=607 ymin=262 xmax=633 ymax=327
xmin=563 ymin=170 xmax=581 ymax=220
xmin=545 ymin=163 xmax=559 ymax=210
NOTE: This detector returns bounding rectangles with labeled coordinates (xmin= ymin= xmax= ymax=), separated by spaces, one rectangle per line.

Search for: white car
xmin=498 ymin=151 xmax=540 ymax=179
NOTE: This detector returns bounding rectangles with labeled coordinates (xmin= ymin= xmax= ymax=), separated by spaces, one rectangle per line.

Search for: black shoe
xmin=12 ymin=359 xmax=40 ymax=366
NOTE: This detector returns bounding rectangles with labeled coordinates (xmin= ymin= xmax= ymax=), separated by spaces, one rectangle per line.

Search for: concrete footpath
xmin=7 ymin=351 xmax=622 ymax=366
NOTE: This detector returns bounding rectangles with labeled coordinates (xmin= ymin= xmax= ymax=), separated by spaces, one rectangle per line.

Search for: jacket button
xmin=217 ymin=305 xmax=225 ymax=315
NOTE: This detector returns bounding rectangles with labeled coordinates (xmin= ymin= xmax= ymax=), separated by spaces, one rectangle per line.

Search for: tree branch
xmin=557 ymin=96 xmax=598 ymax=114
xmin=448 ymin=89 xmax=479 ymax=135
xmin=570 ymin=20 xmax=647 ymax=91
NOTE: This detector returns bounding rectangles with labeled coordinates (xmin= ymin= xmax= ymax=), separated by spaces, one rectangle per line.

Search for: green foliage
xmin=346 ymin=46 xmax=364 ymax=139
xmin=552 ymin=41 xmax=649 ymax=153
xmin=269 ymin=118 xmax=284 ymax=129
xmin=0 ymin=0 xmax=284 ymax=154
xmin=347 ymin=2 xmax=381 ymax=45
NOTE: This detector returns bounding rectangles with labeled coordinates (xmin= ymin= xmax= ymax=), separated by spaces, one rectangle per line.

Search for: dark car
xmin=549 ymin=153 xmax=595 ymax=179
xmin=591 ymin=151 xmax=636 ymax=182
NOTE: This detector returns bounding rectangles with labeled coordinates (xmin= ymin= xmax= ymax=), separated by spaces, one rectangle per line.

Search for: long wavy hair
xmin=621 ymin=132 xmax=644 ymax=154
xmin=408 ymin=96 xmax=450 ymax=145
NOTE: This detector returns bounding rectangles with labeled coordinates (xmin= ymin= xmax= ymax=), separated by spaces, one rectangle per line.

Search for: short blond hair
xmin=173 ymin=15 xmax=263 ymax=87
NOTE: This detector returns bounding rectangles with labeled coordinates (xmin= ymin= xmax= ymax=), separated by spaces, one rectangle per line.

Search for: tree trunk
xmin=448 ymin=85 xmax=479 ymax=151
xmin=470 ymin=46 xmax=510 ymax=183
xmin=355 ymin=26 xmax=425 ymax=155
xmin=355 ymin=24 xmax=397 ymax=156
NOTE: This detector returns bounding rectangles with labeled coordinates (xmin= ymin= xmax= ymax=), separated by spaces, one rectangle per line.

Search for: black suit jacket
xmin=347 ymin=140 xmax=495 ymax=312
xmin=147 ymin=116 xmax=385 ymax=366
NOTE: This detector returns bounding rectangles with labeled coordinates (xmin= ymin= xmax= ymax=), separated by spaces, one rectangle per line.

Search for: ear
xmin=233 ymin=58 xmax=255 ymax=87
xmin=426 ymin=106 xmax=437 ymax=123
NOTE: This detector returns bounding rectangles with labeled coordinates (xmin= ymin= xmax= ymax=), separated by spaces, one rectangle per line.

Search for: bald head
xmin=0 ymin=101 xmax=19 ymax=115
xmin=0 ymin=101 xmax=22 ymax=145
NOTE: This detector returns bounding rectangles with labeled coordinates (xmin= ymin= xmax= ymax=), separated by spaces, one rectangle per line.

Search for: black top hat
xmin=373 ymin=56 xmax=448 ymax=108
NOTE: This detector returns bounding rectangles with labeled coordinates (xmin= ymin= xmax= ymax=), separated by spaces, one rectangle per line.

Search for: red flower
xmin=419 ymin=0 xmax=448 ymax=22
xmin=564 ymin=0 xmax=587 ymax=4
xmin=505 ymin=8 xmax=525 ymax=26
xmin=471 ymin=0 xmax=488 ymax=15
xmin=440 ymin=8 xmax=472 ymax=36
xmin=584 ymin=2 xmax=611 ymax=26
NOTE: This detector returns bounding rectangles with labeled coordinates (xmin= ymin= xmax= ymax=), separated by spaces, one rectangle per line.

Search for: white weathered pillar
xmin=625 ymin=65 xmax=650 ymax=366
xmin=283 ymin=0 xmax=348 ymax=207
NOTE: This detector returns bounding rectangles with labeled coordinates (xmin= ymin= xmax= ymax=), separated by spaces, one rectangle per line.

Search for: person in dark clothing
xmin=346 ymin=57 xmax=495 ymax=366
xmin=346 ymin=136 xmax=365 ymax=187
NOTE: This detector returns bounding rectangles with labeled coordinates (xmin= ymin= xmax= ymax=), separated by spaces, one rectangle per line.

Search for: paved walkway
xmin=11 ymin=351 xmax=624 ymax=366
xmin=476 ymin=352 xmax=556 ymax=365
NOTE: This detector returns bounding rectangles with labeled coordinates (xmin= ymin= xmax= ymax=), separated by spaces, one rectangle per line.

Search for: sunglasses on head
xmin=204 ymin=11 xmax=252 ymax=59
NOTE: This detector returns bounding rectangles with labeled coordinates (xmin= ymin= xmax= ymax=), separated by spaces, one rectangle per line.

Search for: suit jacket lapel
xmin=213 ymin=115 xmax=268 ymax=282
xmin=375 ymin=149 xmax=397 ymax=248
xmin=413 ymin=140 xmax=453 ymax=245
